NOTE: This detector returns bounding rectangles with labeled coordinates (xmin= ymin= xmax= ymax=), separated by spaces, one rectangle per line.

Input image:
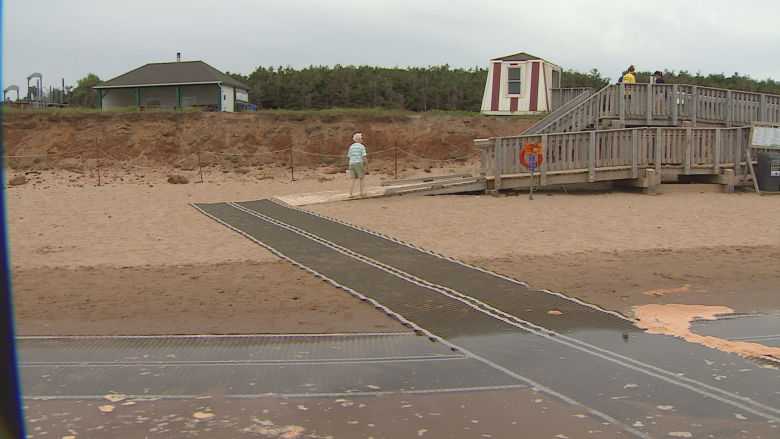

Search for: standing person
xmin=347 ymin=132 xmax=368 ymax=198
xmin=652 ymin=71 xmax=667 ymax=113
xmin=622 ymin=66 xmax=636 ymax=83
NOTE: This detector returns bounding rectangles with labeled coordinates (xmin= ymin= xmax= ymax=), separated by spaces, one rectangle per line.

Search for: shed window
xmin=146 ymin=97 xmax=161 ymax=106
xmin=182 ymin=96 xmax=197 ymax=107
xmin=507 ymin=68 xmax=522 ymax=95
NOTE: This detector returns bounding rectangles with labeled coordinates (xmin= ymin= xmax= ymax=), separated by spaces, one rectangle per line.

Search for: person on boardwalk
xmin=622 ymin=66 xmax=636 ymax=83
xmin=348 ymin=132 xmax=369 ymax=198
xmin=652 ymin=71 xmax=665 ymax=84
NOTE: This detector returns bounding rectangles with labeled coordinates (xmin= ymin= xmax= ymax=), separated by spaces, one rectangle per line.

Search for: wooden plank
xmin=541 ymin=134 xmax=548 ymax=186
xmin=726 ymin=89 xmax=733 ymax=128
xmin=495 ymin=137 xmax=502 ymax=190
xmin=619 ymin=83 xmax=625 ymax=125
xmin=745 ymin=148 xmax=760 ymax=195
xmin=671 ymin=84 xmax=679 ymax=126
xmin=684 ymin=127 xmax=692 ymax=175
xmin=588 ymin=131 xmax=596 ymax=182
xmin=655 ymin=127 xmax=663 ymax=172
xmin=381 ymin=173 xmax=473 ymax=186
xmin=646 ymin=84 xmax=653 ymax=125
xmin=713 ymin=128 xmax=721 ymax=173
xmin=691 ymin=86 xmax=698 ymax=126
xmin=631 ymin=129 xmax=638 ymax=179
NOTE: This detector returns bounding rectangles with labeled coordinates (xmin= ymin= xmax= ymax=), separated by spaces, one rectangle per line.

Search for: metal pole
xmin=95 ymin=137 xmax=101 ymax=186
xmin=0 ymin=103 xmax=27 ymax=439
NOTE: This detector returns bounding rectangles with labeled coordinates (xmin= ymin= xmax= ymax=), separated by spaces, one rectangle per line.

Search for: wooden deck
xmin=478 ymin=84 xmax=780 ymax=195
xmin=475 ymin=125 xmax=772 ymax=194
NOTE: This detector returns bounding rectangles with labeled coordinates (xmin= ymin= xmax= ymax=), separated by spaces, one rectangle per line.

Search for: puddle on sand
xmin=633 ymin=305 xmax=780 ymax=362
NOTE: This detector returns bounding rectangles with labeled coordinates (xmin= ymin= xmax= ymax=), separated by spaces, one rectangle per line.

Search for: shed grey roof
xmin=492 ymin=52 xmax=546 ymax=62
xmin=94 ymin=61 xmax=249 ymax=90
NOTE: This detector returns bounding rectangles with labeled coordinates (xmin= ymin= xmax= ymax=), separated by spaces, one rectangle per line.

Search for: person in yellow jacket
xmin=622 ymin=66 xmax=636 ymax=83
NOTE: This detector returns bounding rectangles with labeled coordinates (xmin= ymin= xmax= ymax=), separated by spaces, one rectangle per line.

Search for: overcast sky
xmin=3 ymin=0 xmax=779 ymax=93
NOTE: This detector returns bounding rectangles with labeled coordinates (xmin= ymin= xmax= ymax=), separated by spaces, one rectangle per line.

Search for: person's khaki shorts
xmin=348 ymin=162 xmax=365 ymax=179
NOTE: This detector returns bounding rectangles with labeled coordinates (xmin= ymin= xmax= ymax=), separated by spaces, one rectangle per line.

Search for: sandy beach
xmin=7 ymin=161 xmax=780 ymax=341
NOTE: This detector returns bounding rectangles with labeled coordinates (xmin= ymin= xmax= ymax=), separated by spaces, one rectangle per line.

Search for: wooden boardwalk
xmin=477 ymin=84 xmax=780 ymax=194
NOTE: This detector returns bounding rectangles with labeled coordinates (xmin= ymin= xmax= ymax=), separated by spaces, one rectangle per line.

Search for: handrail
xmin=533 ymin=84 xmax=780 ymax=135
xmin=524 ymin=88 xmax=594 ymax=135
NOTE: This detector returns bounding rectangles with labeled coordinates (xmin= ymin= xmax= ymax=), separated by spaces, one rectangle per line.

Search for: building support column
xmin=169 ymin=85 xmax=188 ymax=109
xmin=131 ymin=87 xmax=148 ymax=107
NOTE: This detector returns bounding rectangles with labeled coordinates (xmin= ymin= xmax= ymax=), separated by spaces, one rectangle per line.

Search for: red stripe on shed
xmin=490 ymin=62 xmax=502 ymax=112
xmin=529 ymin=62 xmax=540 ymax=112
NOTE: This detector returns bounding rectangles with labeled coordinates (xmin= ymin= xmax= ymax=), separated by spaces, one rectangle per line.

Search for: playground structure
xmin=3 ymin=72 xmax=68 ymax=109
xmin=474 ymin=83 xmax=780 ymax=194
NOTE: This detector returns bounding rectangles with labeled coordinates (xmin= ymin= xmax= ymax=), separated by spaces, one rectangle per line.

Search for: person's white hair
xmin=352 ymin=133 xmax=363 ymax=143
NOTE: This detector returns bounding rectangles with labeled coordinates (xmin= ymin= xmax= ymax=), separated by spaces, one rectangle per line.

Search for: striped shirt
xmin=348 ymin=143 xmax=366 ymax=164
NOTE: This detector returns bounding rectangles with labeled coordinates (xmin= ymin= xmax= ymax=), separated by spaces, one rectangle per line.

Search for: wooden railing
xmin=477 ymin=126 xmax=757 ymax=188
xmin=550 ymin=88 xmax=593 ymax=112
xmin=536 ymin=84 xmax=780 ymax=135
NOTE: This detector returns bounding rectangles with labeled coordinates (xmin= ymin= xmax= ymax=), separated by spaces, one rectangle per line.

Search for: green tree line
xmin=66 ymin=66 xmax=780 ymax=110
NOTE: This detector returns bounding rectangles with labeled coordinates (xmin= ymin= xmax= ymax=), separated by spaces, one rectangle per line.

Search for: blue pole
xmin=0 ymin=56 xmax=27 ymax=439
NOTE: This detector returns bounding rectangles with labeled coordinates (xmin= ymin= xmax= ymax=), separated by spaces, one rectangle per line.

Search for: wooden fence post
xmin=394 ymin=141 xmax=398 ymax=180
xmin=540 ymin=134 xmax=548 ymax=186
xmin=691 ymin=86 xmax=698 ymax=126
xmin=618 ymin=83 xmax=625 ymax=126
xmin=655 ymin=127 xmax=663 ymax=173
xmin=494 ymin=137 xmax=502 ymax=190
xmin=197 ymin=145 xmax=204 ymax=183
xmin=646 ymin=84 xmax=653 ymax=125
xmin=631 ymin=129 xmax=638 ymax=179
xmin=671 ymin=85 xmax=679 ymax=126
xmin=289 ymin=144 xmax=295 ymax=181
xmin=588 ymin=131 xmax=596 ymax=183
xmin=713 ymin=129 xmax=721 ymax=174
xmin=726 ymin=90 xmax=733 ymax=128
xmin=684 ymin=127 xmax=692 ymax=175
xmin=95 ymin=137 xmax=101 ymax=186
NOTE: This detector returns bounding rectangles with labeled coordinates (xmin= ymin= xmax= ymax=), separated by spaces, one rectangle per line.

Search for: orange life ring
xmin=520 ymin=142 xmax=544 ymax=169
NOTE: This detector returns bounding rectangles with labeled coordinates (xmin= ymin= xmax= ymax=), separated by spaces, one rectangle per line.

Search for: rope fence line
xmin=6 ymin=144 xmax=480 ymax=186
xmin=4 ymin=146 xmax=479 ymax=165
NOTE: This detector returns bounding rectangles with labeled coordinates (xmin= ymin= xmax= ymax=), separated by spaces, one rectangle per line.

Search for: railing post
xmin=691 ymin=86 xmax=698 ymax=127
xmin=713 ymin=128 xmax=721 ymax=173
xmin=619 ymin=83 xmax=625 ymax=126
xmin=684 ymin=127 xmax=692 ymax=175
xmin=726 ymin=89 xmax=733 ymax=128
xmin=671 ymin=85 xmax=679 ymax=126
xmin=494 ymin=137 xmax=502 ymax=190
xmin=480 ymin=140 xmax=488 ymax=177
xmin=632 ymin=129 xmax=638 ymax=179
xmin=759 ymin=94 xmax=767 ymax=122
xmin=541 ymin=134 xmax=548 ymax=186
xmin=655 ymin=127 xmax=663 ymax=173
xmin=646 ymin=84 xmax=653 ymax=125
xmin=733 ymin=128 xmax=742 ymax=177
xmin=588 ymin=131 xmax=596 ymax=183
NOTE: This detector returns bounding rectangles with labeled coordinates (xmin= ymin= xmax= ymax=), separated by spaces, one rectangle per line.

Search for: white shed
xmin=480 ymin=52 xmax=561 ymax=115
